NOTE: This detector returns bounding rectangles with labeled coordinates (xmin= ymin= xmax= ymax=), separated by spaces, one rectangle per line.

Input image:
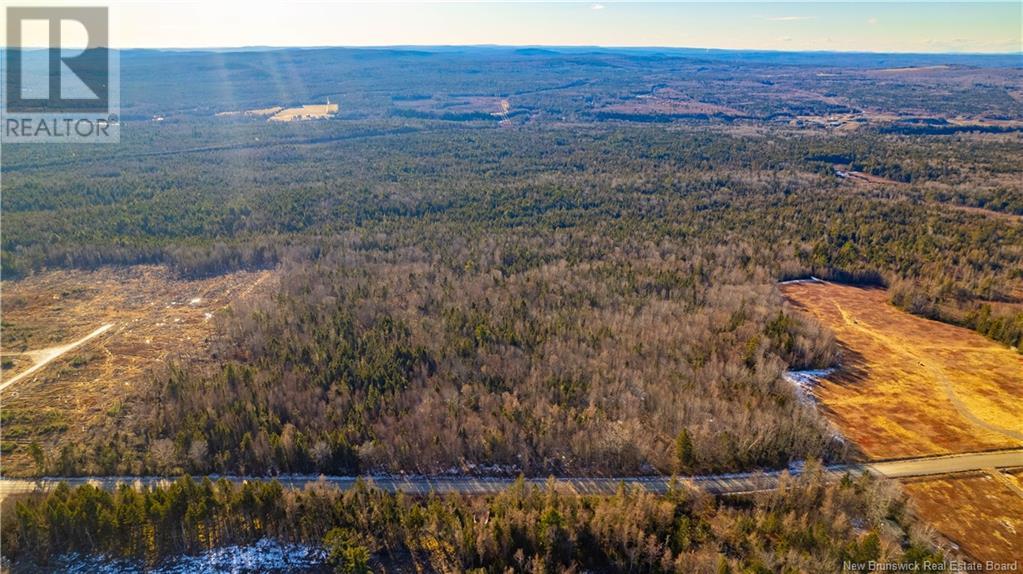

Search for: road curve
xmin=2 ymin=449 xmax=1019 ymax=501
xmin=0 ymin=324 xmax=114 ymax=394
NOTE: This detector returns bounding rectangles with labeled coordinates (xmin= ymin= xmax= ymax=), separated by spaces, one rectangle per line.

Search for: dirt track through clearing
xmin=833 ymin=303 xmax=1023 ymax=442
xmin=781 ymin=280 xmax=1023 ymax=458
xmin=0 ymin=324 xmax=114 ymax=393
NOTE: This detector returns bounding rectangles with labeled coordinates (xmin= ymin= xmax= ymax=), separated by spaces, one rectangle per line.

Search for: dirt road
xmin=0 ymin=324 xmax=114 ymax=393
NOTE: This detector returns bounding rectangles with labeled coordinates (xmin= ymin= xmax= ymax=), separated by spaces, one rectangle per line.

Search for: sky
xmin=7 ymin=1 xmax=1022 ymax=53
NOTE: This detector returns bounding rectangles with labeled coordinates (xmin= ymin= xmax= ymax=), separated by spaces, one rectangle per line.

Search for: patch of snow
xmin=784 ymin=369 xmax=847 ymax=443
xmin=783 ymin=369 xmax=834 ymax=404
xmin=52 ymin=539 xmax=325 ymax=574
xmin=190 ymin=297 xmax=203 ymax=305
xmin=778 ymin=276 xmax=825 ymax=285
xmin=457 ymin=462 xmax=524 ymax=476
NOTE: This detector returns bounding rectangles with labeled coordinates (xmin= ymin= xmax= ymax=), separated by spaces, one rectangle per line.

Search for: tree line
xmin=2 ymin=463 xmax=945 ymax=573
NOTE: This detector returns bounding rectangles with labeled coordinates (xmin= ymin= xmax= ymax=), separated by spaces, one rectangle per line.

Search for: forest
xmin=8 ymin=120 xmax=1023 ymax=479
xmin=2 ymin=46 xmax=1021 ymax=569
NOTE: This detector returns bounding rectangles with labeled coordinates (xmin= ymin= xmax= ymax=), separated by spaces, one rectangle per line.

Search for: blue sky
xmin=12 ymin=1 xmax=1023 ymax=53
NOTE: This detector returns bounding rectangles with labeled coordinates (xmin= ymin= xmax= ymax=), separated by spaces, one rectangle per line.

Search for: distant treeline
xmin=879 ymin=123 xmax=1023 ymax=136
xmin=391 ymin=108 xmax=501 ymax=122
xmin=8 ymin=46 xmax=1015 ymax=121
xmin=890 ymin=279 xmax=1023 ymax=350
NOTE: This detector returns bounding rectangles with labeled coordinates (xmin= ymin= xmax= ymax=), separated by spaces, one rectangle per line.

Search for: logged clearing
xmin=0 ymin=266 xmax=275 ymax=475
xmin=781 ymin=281 xmax=1023 ymax=459
xmin=903 ymin=473 xmax=1023 ymax=562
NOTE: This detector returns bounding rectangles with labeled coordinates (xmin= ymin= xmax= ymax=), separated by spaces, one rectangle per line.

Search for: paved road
xmin=2 ymin=449 xmax=1019 ymax=501
xmin=0 ymin=324 xmax=114 ymax=393
xmin=861 ymin=449 xmax=1023 ymax=478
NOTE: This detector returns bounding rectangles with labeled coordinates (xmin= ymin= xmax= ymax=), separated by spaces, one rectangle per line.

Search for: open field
xmin=780 ymin=281 xmax=1023 ymax=460
xmin=213 ymin=102 xmax=338 ymax=121
xmin=834 ymin=166 xmax=906 ymax=186
xmin=940 ymin=203 xmax=1023 ymax=224
xmin=904 ymin=472 xmax=1023 ymax=562
xmin=782 ymin=281 xmax=1023 ymax=562
xmin=394 ymin=95 xmax=509 ymax=113
xmin=0 ymin=266 xmax=275 ymax=475
xmin=268 ymin=102 xmax=339 ymax=121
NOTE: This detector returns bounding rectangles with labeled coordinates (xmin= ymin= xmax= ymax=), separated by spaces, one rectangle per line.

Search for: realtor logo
xmin=3 ymin=6 xmax=119 ymax=143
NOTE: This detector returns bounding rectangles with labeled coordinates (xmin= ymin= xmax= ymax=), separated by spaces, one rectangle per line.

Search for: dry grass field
xmin=216 ymin=104 xmax=338 ymax=121
xmin=0 ymin=266 xmax=275 ymax=475
xmin=268 ymin=102 xmax=339 ymax=121
xmin=780 ymin=281 xmax=1023 ymax=460
xmin=903 ymin=473 xmax=1023 ymax=562
xmin=782 ymin=281 xmax=1023 ymax=562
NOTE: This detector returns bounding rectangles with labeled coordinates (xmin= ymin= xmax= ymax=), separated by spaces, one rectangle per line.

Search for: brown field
xmin=903 ymin=473 xmax=1023 ymax=562
xmin=268 ymin=102 xmax=339 ymax=122
xmin=793 ymin=107 xmax=1023 ymax=132
xmin=215 ymin=103 xmax=338 ymax=121
xmin=783 ymin=281 xmax=1023 ymax=562
xmin=0 ymin=266 xmax=275 ymax=475
xmin=780 ymin=281 xmax=1023 ymax=460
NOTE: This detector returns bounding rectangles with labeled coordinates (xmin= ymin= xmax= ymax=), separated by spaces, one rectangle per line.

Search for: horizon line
xmin=4 ymin=44 xmax=1022 ymax=57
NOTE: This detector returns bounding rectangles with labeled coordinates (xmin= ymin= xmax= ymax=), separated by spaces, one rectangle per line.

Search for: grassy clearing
xmin=781 ymin=281 xmax=1023 ymax=459
xmin=903 ymin=473 xmax=1023 ymax=562
xmin=268 ymin=102 xmax=339 ymax=121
